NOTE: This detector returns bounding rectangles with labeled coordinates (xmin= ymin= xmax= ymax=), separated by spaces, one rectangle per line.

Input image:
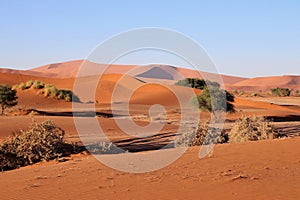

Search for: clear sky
xmin=0 ymin=0 xmax=299 ymax=77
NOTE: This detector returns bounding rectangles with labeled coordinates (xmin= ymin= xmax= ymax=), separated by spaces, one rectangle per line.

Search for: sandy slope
xmin=232 ymin=75 xmax=300 ymax=91
xmin=0 ymin=71 xmax=198 ymax=106
xmin=0 ymin=137 xmax=299 ymax=200
xmin=28 ymin=60 xmax=137 ymax=78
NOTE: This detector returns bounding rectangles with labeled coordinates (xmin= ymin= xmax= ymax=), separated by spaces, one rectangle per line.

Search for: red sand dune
xmin=28 ymin=60 xmax=137 ymax=78
xmin=26 ymin=60 xmax=247 ymax=85
xmin=0 ymin=71 xmax=197 ymax=108
xmin=232 ymin=75 xmax=300 ymax=91
xmin=0 ymin=68 xmax=57 ymax=78
xmin=3 ymin=60 xmax=300 ymax=93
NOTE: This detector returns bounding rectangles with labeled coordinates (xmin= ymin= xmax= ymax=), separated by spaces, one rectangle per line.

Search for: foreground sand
xmin=0 ymin=137 xmax=299 ymax=200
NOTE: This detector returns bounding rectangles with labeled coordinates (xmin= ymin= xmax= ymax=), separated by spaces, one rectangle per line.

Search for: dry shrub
xmin=175 ymin=121 xmax=228 ymax=147
xmin=31 ymin=80 xmax=45 ymax=89
xmin=25 ymin=80 xmax=34 ymax=89
xmin=86 ymin=141 xmax=125 ymax=154
xmin=0 ymin=120 xmax=76 ymax=171
xmin=229 ymin=116 xmax=275 ymax=143
xmin=44 ymin=84 xmax=58 ymax=97
xmin=13 ymin=81 xmax=80 ymax=102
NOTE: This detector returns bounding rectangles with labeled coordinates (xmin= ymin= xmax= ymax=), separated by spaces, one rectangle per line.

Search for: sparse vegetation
xmin=229 ymin=116 xmax=276 ymax=143
xmin=0 ymin=120 xmax=78 ymax=171
xmin=270 ymin=87 xmax=291 ymax=97
xmin=175 ymin=121 xmax=228 ymax=147
xmin=0 ymin=84 xmax=18 ymax=115
xmin=13 ymin=80 xmax=80 ymax=102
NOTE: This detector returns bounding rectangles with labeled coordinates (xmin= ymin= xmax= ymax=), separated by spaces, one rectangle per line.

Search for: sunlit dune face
xmin=129 ymin=83 xmax=180 ymax=106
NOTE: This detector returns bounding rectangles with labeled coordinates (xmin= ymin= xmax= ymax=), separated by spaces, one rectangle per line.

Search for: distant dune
xmin=28 ymin=60 xmax=137 ymax=78
xmin=26 ymin=60 xmax=247 ymax=85
xmin=231 ymin=75 xmax=300 ymax=91
xmin=1 ymin=60 xmax=300 ymax=94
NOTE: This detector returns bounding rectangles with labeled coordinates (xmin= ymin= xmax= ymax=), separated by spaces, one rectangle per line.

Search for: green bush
xmin=0 ymin=84 xmax=18 ymax=115
xmin=229 ymin=116 xmax=275 ymax=143
xmin=0 ymin=121 xmax=77 ymax=171
xmin=175 ymin=78 xmax=220 ymax=90
xmin=270 ymin=87 xmax=291 ymax=97
xmin=190 ymin=86 xmax=235 ymax=113
xmin=57 ymin=89 xmax=72 ymax=101
xmin=175 ymin=121 xmax=228 ymax=147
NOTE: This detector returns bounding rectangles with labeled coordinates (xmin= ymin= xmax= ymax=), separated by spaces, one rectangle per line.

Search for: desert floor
xmin=0 ymin=137 xmax=299 ymax=200
xmin=0 ymin=95 xmax=300 ymax=199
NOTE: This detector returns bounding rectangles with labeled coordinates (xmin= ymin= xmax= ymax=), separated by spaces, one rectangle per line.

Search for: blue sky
xmin=0 ymin=0 xmax=299 ymax=77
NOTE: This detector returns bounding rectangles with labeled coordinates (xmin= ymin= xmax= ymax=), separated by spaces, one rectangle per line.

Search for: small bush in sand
xmin=85 ymin=141 xmax=128 ymax=154
xmin=13 ymin=83 xmax=26 ymax=90
xmin=0 ymin=120 xmax=77 ymax=171
xmin=229 ymin=116 xmax=275 ymax=143
xmin=25 ymin=80 xmax=34 ymax=89
xmin=175 ymin=121 xmax=228 ymax=147
xmin=44 ymin=84 xmax=58 ymax=97
xmin=44 ymin=85 xmax=80 ymax=102
xmin=56 ymin=89 xmax=80 ymax=102
xmin=31 ymin=80 xmax=45 ymax=89
xmin=251 ymin=92 xmax=258 ymax=97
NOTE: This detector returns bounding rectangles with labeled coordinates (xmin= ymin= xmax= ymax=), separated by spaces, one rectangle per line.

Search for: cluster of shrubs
xmin=175 ymin=116 xmax=280 ymax=147
xmin=13 ymin=80 xmax=80 ymax=102
xmin=0 ymin=121 xmax=79 ymax=171
xmin=270 ymin=87 xmax=291 ymax=97
xmin=175 ymin=78 xmax=220 ymax=89
xmin=233 ymin=88 xmax=300 ymax=97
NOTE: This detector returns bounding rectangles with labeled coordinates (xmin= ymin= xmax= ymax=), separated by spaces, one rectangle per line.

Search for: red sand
xmin=0 ymin=137 xmax=299 ymax=200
